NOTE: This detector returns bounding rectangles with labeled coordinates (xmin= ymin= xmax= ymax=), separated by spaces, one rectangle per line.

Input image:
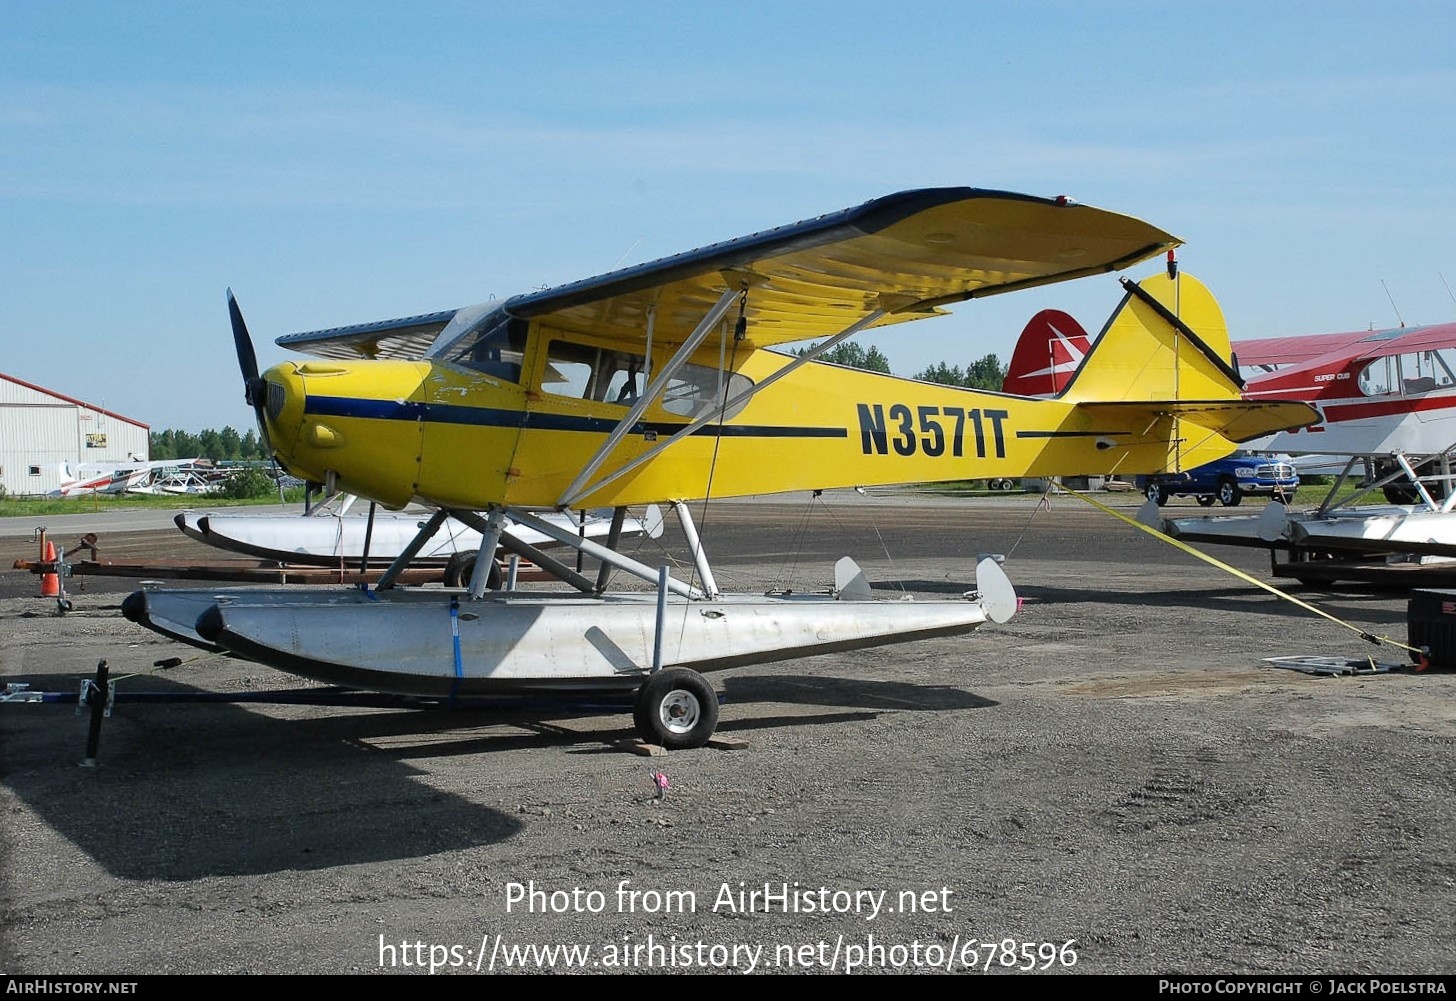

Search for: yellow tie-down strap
xmin=1054 ymin=483 xmax=1426 ymax=664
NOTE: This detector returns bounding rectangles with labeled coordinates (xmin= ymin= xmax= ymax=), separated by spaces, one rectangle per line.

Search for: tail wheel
xmin=634 ymin=668 xmax=719 ymax=749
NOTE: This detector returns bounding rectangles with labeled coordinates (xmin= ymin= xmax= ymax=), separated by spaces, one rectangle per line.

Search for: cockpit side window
xmin=1363 ymin=350 xmax=1456 ymax=397
xmin=1357 ymin=356 xmax=1397 ymax=397
xmin=1399 ymin=349 xmax=1456 ymax=395
xmin=539 ymin=342 xmax=755 ymax=418
xmin=542 ymin=340 xmax=646 ymax=406
xmin=662 ymin=362 xmax=753 ymax=420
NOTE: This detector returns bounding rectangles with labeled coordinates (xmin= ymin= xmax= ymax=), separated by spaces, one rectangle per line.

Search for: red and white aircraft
xmin=1236 ymin=321 xmax=1456 ymax=461
xmin=53 ymin=458 xmax=212 ymax=498
xmin=1003 ymin=298 xmax=1456 ymax=565
xmin=1004 ymin=304 xmax=1456 ymax=473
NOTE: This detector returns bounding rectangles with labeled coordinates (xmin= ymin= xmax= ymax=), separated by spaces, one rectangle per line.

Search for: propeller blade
xmin=227 ymin=289 xmax=270 ymax=445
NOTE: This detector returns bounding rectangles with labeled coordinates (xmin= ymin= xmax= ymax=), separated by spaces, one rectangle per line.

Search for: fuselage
xmin=259 ymin=327 xmax=1235 ymax=511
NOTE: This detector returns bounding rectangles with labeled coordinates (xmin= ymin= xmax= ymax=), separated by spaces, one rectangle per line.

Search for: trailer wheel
xmin=634 ymin=668 xmax=719 ymax=749
xmin=443 ymin=553 xmax=502 ymax=589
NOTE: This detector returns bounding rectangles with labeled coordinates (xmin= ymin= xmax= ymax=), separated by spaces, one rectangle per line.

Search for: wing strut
xmin=558 ymin=308 xmax=887 ymax=508
xmin=556 ymin=287 xmax=742 ymax=507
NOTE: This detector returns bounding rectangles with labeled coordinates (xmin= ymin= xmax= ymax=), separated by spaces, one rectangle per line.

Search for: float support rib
xmin=672 ymin=501 xmax=719 ymax=599
xmin=504 ymin=507 xmax=701 ymax=598
xmin=446 ymin=509 xmax=596 ymax=594
xmin=467 ymin=508 xmax=507 ymax=598
xmin=375 ymin=510 xmax=449 ymax=591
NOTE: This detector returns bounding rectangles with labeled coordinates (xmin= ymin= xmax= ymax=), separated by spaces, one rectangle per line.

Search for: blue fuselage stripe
xmin=303 ymin=396 xmax=848 ymax=439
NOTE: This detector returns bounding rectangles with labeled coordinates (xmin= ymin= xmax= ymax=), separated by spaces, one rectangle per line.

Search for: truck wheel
xmin=1196 ymin=495 xmax=1216 ymax=507
xmin=1145 ymin=482 xmax=1168 ymax=506
xmin=1217 ymin=478 xmax=1242 ymax=507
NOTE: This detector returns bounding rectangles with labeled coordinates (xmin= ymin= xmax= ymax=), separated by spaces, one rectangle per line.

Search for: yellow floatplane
xmin=124 ymin=188 xmax=1316 ymax=747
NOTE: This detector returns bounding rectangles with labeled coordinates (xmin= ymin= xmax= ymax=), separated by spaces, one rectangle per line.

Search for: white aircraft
xmin=54 ymin=458 xmax=234 ymax=498
xmin=174 ymin=496 xmax=663 ymax=586
xmin=121 ymin=187 xmax=1314 ymax=747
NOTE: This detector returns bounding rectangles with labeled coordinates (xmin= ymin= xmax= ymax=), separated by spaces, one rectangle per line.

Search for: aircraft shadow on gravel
xmin=1 ymin=672 xmax=523 ymax=881
xmin=1 ymin=667 xmax=999 ymax=881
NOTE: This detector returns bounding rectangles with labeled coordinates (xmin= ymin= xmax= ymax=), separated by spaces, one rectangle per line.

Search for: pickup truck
xmin=1139 ymin=455 xmax=1299 ymax=507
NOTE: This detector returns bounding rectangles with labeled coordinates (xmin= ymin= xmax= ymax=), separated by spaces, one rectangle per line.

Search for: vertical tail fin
xmin=1061 ymin=272 xmax=1244 ymax=403
xmin=1001 ymin=309 xmax=1090 ymax=398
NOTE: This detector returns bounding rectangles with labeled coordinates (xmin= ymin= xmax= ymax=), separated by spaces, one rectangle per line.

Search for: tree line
xmin=795 ymin=342 xmax=1007 ymax=389
xmin=150 ymin=426 xmax=269 ymax=461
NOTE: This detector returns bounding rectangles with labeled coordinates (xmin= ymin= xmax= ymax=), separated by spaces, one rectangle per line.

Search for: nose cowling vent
xmin=266 ymin=380 xmax=286 ymax=421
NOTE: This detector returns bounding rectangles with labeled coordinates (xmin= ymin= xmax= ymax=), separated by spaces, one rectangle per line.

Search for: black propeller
xmin=227 ymin=289 xmax=270 ymax=447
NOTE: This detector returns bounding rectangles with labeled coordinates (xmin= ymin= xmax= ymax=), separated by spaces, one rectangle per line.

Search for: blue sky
xmin=4 ymin=1 xmax=1455 ymax=431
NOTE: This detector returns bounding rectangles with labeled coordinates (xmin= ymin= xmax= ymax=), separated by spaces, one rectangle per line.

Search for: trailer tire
xmin=444 ymin=553 xmax=502 ymax=589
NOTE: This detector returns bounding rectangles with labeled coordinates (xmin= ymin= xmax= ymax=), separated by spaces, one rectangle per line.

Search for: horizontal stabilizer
xmin=1073 ymin=399 xmax=1319 ymax=444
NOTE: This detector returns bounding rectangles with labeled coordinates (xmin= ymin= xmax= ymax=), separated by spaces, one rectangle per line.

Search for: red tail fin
xmin=1001 ymin=309 xmax=1090 ymax=397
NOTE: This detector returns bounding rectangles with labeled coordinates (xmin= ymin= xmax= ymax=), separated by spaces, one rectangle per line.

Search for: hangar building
xmin=0 ymin=372 xmax=150 ymax=497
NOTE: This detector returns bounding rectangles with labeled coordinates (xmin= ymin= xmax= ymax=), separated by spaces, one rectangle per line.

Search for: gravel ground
xmin=2 ymin=492 xmax=1453 ymax=975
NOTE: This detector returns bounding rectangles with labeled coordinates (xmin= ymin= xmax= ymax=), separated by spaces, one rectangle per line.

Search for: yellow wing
xmin=278 ymin=188 xmax=1179 ymax=360
xmin=505 ymin=188 xmax=1180 ymax=348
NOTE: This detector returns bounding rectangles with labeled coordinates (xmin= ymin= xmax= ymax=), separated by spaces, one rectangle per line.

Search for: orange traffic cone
xmin=40 ymin=540 xmax=59 ymax=597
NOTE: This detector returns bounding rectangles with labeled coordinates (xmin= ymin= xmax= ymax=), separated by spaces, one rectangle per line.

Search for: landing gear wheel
xmin=1196 ymin=495 xmax=1216 ymax=507
xmin=443 ymin=553 xmax=502 ymax=589
xmin=1145 ymin=482 xmax=1168 ymax=506
xmin=1216 ymin=478 xmax=1243 ymax=507
xmin=634 ymin=668 xmax=719 ymax=750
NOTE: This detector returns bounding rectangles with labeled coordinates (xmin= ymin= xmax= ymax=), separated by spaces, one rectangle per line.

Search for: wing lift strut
xmin=373 ymin=281 xmax=891 ymax=604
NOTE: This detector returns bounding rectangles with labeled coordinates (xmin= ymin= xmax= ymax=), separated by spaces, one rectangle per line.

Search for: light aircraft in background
xmin=123 ymin=187 xmax=1316 ymax=748
xmin=1236 ymin=321 xmax=1456 ymax=481
xmin=175 ymin=496 xmax=662 ymax=586
xmin=1150 ymin=322 xmax=1456 ymax=564
xmin=54 ymin=458 xmax=215 ymax=498
xmin=1000 ymin=308 xmax=1091 ymax=398
xmin=998 ymin=290 xmax=1456 ymax=567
